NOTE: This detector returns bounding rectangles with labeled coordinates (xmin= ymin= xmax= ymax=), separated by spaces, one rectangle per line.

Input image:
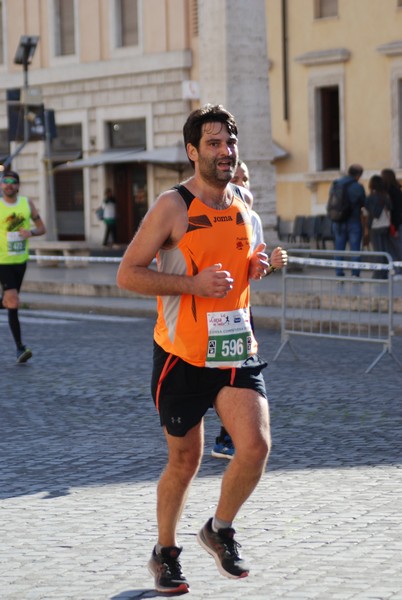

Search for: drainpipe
xmin=281 ymin=0 xmax=289 ymax=122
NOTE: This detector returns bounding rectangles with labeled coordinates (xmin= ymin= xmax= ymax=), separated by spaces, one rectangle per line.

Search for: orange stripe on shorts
xmin=155 ymin=353 xmax=179 ymax=412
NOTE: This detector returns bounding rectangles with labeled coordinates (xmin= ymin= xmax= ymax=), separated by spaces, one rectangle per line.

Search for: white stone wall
xmin=8 ymin=59 xmax=192 ymax=243
xmin=198 ymin=0 xmax=277 ymax=243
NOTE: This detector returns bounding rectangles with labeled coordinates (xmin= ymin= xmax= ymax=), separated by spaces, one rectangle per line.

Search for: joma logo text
xmin=213 ymin=216 xmax=233 ymax=223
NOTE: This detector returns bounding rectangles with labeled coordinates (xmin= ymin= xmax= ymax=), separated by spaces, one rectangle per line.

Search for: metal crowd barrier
xmin=273 ymin=249 xmax=402 ymax=373
xmin=29 ymin=254 xmax=122 ymax=264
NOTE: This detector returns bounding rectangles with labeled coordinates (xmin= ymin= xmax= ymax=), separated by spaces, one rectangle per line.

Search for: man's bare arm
xmin=116 ymin=191 xmax=233 ymax=298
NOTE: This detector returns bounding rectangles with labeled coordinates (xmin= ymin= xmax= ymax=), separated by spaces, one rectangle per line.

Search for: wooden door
xmin=113 ymin=163 xmax=147 ymax=244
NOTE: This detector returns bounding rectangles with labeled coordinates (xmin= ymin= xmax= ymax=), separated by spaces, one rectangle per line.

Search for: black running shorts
xmin=151 ymin=340 xmax=267 ymax=437
xmin=0 ymin=263 xmax=27 ymax=293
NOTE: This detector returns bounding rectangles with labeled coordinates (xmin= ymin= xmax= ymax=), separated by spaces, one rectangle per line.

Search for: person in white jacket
xmin=231 ymin=160 xmax=264 ymax=251
xmin=211 ymin=160 xmax=267 ymax=459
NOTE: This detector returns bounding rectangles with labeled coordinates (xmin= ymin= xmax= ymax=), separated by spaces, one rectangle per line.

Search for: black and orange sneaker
xmin=148 ymin=545 xmax=189 ymax=594
xmin=197 ymin=518 xmax=249 ymax=579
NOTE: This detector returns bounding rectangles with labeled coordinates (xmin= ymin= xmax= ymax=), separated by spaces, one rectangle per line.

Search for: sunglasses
xmin=2 ymin=178 xmax=18 ymax=184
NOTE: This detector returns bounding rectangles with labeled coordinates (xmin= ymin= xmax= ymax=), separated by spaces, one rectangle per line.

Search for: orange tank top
xmin=154 ymin=185 xmax=258 ymax=368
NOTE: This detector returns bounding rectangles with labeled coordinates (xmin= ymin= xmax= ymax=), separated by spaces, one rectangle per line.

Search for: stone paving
xmin=1 ymin=310 xmax=402 ymax=600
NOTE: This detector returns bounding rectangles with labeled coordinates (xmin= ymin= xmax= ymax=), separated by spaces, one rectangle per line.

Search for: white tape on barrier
xmin=288 ymin=256 xmax=392 ymax=271
xmin=29 ymin=254 xmax=122 ymax=263
xmin=28 ymin=253 xmax=402 ymax=271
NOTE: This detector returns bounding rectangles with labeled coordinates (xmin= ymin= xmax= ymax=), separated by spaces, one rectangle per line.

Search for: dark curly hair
xmin=183 ymin=104 xmax=238 ymax=169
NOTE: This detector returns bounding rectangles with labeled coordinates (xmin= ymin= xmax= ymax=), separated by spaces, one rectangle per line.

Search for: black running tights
xmin=8 ymin=309 xmax=22 ymax=349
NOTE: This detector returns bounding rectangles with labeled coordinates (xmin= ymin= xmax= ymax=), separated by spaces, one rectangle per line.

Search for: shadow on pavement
xmin=111 ymin=589 xmax=184 ymax=599
xmin=1 ymin=317 xmax=401 ymax=500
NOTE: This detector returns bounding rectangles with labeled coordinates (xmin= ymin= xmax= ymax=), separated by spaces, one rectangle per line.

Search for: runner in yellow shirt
xmin=0 ymin=170 xmax=46 ymax=363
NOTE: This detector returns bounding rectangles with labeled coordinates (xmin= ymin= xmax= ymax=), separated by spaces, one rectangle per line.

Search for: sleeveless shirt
xmin=0 ymin=196 xmax=31 ymax=264
xmin=154 ymin=186 xmax=258 ymax=368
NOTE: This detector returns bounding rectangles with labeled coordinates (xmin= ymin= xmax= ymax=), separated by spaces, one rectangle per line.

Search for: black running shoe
xmin=147 ymin=545 xmax=189 ymax=594
xmin=197 ymin=518 xmax=249 ymax=579
xmin=16 ymin=346 xmax=32 ymax=364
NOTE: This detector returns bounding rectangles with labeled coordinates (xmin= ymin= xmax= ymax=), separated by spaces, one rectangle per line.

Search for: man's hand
xmin=18 ymin=228 xmax=32 ymax=239
xmin=249 ymin=243 xmax=269 ymax=280
xmin=193 ymin=263 xmax=234 ymax=297
xmin=269 ymin=246 xmax=288 ymax=270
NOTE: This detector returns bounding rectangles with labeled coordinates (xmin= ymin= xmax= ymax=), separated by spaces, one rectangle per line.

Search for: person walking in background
xmin=212 ymin=159 xmax=266 ymax=460
xmin=117 ymin=104 xmax=287 ymax=594
xmin=332 ymin=164 xmax=366 ymax=277
xmin=102 ymin=188 xmax=117 ymax=247
xmin=231 ymin=159 xmax=264 ymax=250
xmin=364 ymin=175 xmax=393 ymax=279
xmin=0 ymin=170 xmax=46 ymax=363
xmin=381 ymin=168 xmax=402 ymax=274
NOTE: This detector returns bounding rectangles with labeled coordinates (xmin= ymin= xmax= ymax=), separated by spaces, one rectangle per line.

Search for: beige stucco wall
xmin=266 ymin=0 xmax=402 ymax=220
xmin=3 ymin=0 xmax=190 ymax=67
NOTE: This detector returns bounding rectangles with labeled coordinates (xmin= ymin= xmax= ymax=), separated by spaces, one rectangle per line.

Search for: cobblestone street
xmin=1 ymin=310 xmax=402 ymax=599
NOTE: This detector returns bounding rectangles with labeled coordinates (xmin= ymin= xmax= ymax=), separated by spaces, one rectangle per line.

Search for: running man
xmin=0 ymin=170 xmax=46 ymax=363
xmin=117 ymin=104 xmax=287 ymax=594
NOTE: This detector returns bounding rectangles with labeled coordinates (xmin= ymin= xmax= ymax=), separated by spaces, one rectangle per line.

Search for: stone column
xmin=198 ymin=0 xmax=278 ymax=244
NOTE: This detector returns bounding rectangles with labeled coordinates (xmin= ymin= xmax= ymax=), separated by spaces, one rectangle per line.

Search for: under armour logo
xmin=171 ymin=417 xmax=182 ymax=424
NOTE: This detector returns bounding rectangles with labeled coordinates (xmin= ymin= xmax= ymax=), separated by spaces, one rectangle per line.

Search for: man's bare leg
xmin=157 ymin=421 xmax=204 ymax=547
xmin=214 ymin=387 xmax=270 ymax=522
xmin=196 ymin=388 xmax=270 ymax=579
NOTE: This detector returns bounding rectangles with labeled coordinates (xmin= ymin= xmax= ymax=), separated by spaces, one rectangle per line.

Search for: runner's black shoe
xmin=197 ymin=518 xmax=250 ymax=579
xmin=16 ymin=346 xmax=32 ymax=364
xmin=148 ymin=545 xmax=189 ymax=594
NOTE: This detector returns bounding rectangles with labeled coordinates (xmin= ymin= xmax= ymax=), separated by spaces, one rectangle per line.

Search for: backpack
xmin=326 ymin=178 xmax=354 ymax=222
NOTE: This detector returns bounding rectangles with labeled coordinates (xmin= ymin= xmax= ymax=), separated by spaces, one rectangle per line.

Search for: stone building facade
xmin=0 ymin=0 xmax=276 ymax=245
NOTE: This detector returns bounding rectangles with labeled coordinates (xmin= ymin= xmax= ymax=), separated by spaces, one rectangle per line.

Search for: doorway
xmin=319 ymin=86 xmax=340 ymax=170
xmin=113 ymin=163 xmax=147 ymax=244
xmin=54 ymin=169 xmax=85 ymax=240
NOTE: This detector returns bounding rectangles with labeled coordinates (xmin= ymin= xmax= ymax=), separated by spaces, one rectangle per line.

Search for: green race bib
xmin=206 ymin=308 xmax=253 ymax=368
xmin=7 ymin=231 xmax=26 ymax=256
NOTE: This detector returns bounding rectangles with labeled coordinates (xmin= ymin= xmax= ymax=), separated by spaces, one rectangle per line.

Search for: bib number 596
xmin=221 ymin=338 xmax=244 ymax=357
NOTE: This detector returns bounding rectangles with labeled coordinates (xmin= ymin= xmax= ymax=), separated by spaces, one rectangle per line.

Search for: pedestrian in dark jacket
xmin=381 ymin=169 xmax=402 ymax=274
xmin=364 ymin=175 xmax=392 ymax=279
xmin=332 ymin=164 xmax=366 ymax=277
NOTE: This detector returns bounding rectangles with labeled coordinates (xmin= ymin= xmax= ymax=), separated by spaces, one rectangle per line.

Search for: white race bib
xmin=206 ymin=308 xmax=253 ymax=368
xmin=7 ymin=231 xmax=26 ymax=256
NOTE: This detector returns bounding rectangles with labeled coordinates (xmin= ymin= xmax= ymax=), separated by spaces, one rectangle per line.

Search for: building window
xmin=318 ymin=86 xmax=340 ymax=170
xmin=0 ymin=1 xmax=4 ymax=64
xmin=51 ymin=123 xmax=82 ymax=156
xmin=308 ymin=74 xmax=344 ymax=173
xmin=108 ymin=119 xmax=146 ymax=149
xmin=314 ymin=0 xmax=338 ymax=18
xmin=54 ymin=0 xmax=76 ymax=56
xmin=52 ymin=123 xmax=84 ymax=240
xmin=115 ymin=0 xmax=139 ymax=48
xmin=0 ymin=129 xmax=9 ymax=163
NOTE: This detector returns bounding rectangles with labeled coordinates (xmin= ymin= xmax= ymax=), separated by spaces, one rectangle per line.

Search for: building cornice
xmin=377 ymin=40 xmax=402 ymax=57
xmin=295 ymin=48 xmax=351 ymax=66
xmin=0 ymin=49 xmax=192 ymax=89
